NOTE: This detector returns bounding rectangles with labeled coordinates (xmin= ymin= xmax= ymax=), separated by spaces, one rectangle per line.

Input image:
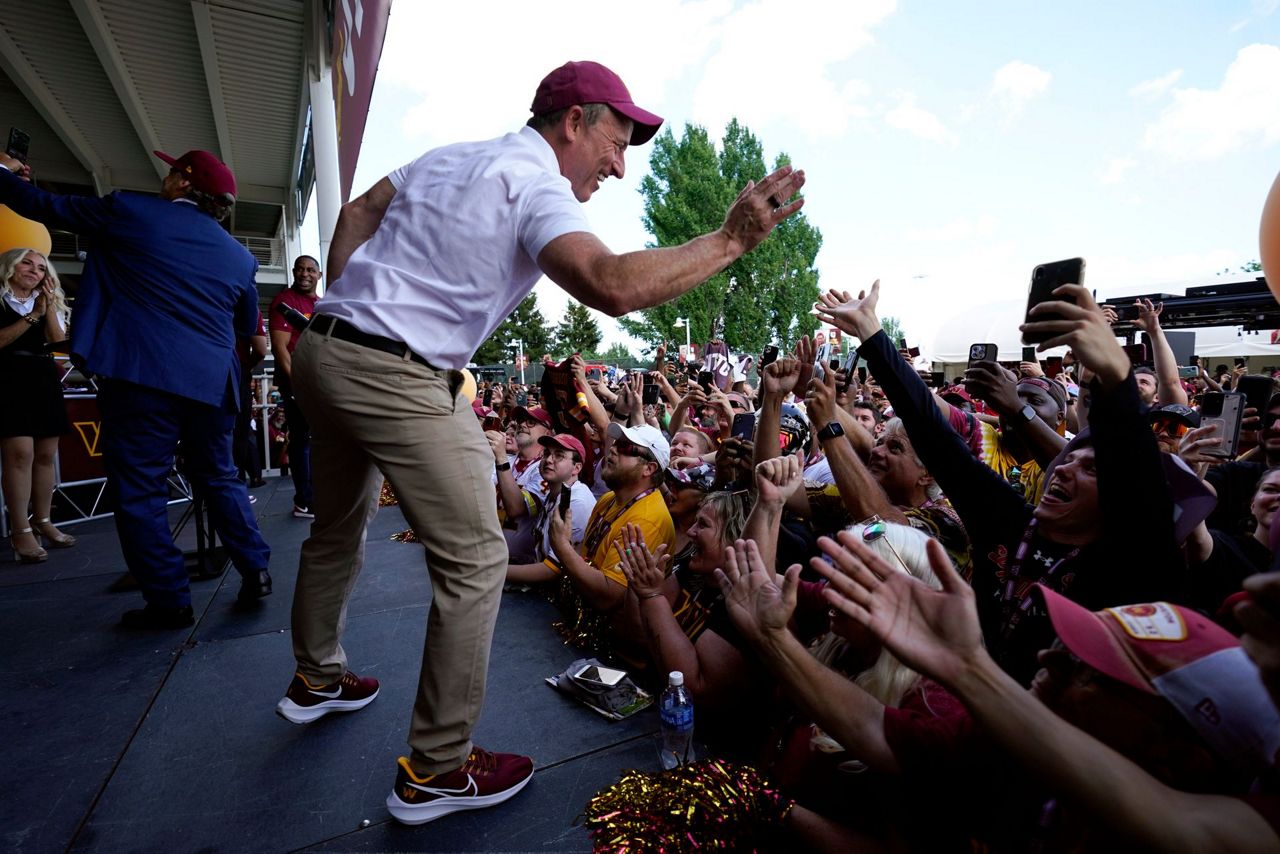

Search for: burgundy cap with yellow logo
xmin=153 ymin=149 xmax=237 ymax=203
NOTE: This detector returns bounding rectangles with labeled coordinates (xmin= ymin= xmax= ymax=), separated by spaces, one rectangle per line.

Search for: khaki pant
xmin=289 ymin=329 xmax=506 ymax=774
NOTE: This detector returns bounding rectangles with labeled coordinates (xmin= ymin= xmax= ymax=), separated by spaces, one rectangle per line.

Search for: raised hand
xmin=1021 ymin=284 xmax=1129 ymax=390
xmin=762 ymin=356 xmax=801 ymax=397
xmin=804 ymin=365 xmax=838 ymax=428
xmin=1177 ymin=424 xmax=1223 ymax=465
xmin=1133 ymin=298 xmax=1164 ymax=335
xmin=814 ymin=280 xmax=882 ymax=341
xmin=719 ymin=165 xmax=807 ymax=258
xmin=714 ymin=538 xmax=799 ymax=642
xmin=809 ymin=531 xmax=982 ymax=686
xmin=754 ymin=455 xmax=804 ymax=506
xmin=615 ymin=523 xmax=671 ymax=600
xmin=963 ymin=360 xmax=1023 ymax=418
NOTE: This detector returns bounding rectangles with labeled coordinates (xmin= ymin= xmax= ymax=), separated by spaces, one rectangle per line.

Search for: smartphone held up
xmin=1023 ymin=258 xmax=1085 ymax=346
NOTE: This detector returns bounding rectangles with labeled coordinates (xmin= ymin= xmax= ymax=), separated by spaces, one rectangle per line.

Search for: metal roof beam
xmin=0 ymin=27 xmax=109 ymax=193
xmin=190 ymin=1 xmax=235 ymax=172
xmin=236 ymin=184 xmax=287 ymax=205
xmin=69 ymin=0 xmax=167 ymax=181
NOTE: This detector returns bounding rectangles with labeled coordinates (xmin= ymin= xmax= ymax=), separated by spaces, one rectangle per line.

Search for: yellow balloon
xmin=459 ymin=368 xmax=477 ymax=402
xmin=0 ymin=205 xmax=51 ymax=256
xmin=1263 ymin=170 xmax=1280 ymax=304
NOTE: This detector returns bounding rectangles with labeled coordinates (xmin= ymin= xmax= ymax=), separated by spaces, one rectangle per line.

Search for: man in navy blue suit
xmin=0 ymin=149 xmax=272 ymax=629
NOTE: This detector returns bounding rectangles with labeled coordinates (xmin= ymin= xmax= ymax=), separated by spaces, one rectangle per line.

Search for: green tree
xmin=1218 ymin=260 xmax=1263 ymax=276
xmin=880 ymin=316 xmax=906 ymax=346
xmin=594 ymin=341 xmax=637 ymax=365
xmin=553 ymin=300 xmax=603 ymax=356
xmin=619 ymin=118 xmax=822 ymax=355
xmin=473 ymin=293 xmax=553 ymax=364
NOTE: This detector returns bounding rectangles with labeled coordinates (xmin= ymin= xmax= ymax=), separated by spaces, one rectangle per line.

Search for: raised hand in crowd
xmin=1177 ymin=424 xmax=1223 ymax=469
xmin=0 ymin=151 xmax=32 ymax=180
xmin=962 ymin=361 xmax=1022 ymax=416
xmin=714 ymin=437 xmax=754 ymax=490
xmin=484 ymin=429 xmax=507 ymax=464
xmin=793 ymin=335 xmax=816 ymax=394
xmin=1018 ymin=360 xmax=1044 ymax=378
xmin=741 ymin=455 xmax=805 ymax=570
xmin=814 ymin=280 xmax=882 ymax=342
xmin=761 ymin=355 xmax=801 ymax=399
xmin=1021 ymin=284 xmax=1129 ymax=390
xmin=1132 ymin=297 xmax=1189 ymax=405
xmin=717 ymin=538 xmax=798 ymax=646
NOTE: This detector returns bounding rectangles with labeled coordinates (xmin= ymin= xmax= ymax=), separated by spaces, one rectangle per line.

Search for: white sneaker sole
xmin=385 ymin=770 xmax=534 ymax=825
xmin=275 ymin=688 xmax=379 ymax=724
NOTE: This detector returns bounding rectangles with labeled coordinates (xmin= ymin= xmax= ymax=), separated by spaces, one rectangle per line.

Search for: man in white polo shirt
xmin=273 ymin=59 xmax=806 ymax=826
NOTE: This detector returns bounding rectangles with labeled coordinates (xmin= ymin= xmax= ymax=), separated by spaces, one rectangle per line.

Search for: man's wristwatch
xmin=1011 ymin=404 xmax=1037 ymax=425
xmin=495 ymin=461 xmax=511 ymax=471
xmin=816 ymin=420 xmax=845 ymax=442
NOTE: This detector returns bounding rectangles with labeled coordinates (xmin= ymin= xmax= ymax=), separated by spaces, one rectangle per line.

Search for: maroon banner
xmin=60 ymin=396 xmax=107 ymax=483
xmin=331 ymin=0 xmax=394 ymax=202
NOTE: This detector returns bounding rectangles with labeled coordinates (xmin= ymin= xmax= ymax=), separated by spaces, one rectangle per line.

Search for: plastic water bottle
xmin=658 ymin=670 xmax=694 ymax=769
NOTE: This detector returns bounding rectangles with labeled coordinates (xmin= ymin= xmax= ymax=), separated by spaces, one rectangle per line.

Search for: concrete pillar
xmin=309 ymin=62 xmax=341 ymax=295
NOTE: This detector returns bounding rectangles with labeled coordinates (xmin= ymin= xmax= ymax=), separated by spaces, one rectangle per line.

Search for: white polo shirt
xmin=317 ymin=125 xmax=590 ymax=368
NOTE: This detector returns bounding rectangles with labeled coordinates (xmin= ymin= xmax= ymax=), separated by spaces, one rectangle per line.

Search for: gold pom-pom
xmin=379 ymin=480 xmax=399 ymax=506
xmin=582 ymin=759 xmax=793 ymax=852
xmin=390 ymin=528 xmax=418 ymax=543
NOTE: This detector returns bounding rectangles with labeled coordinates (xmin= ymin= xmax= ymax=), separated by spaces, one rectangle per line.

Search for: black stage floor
xmin=1 ymin=478 xmax=660 ymax=853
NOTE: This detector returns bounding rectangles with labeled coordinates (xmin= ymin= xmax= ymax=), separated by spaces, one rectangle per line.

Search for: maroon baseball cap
xmin=531 ymin=61 xmax=663 ymax=145
xmin=512 ymin=405 xmax=554 ymax=429
xmin=539 ymin=433 xmax=586 ymax=460
xmin=153 ymin=149 xmax=237 ymax=203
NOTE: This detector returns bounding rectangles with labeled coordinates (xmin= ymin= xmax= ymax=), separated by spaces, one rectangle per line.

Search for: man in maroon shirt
xmin=269 ymin=255 xmax=320 ymax=517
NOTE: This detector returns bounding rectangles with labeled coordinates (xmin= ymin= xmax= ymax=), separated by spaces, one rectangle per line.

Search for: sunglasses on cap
xmin=1149 ymin=418 xmax=1189 ymax=439
xmin=858 ymin=515 xmax=910 ymax=577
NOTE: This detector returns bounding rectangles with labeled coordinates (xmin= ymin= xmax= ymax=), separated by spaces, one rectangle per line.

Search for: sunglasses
xmin=614 ymin=441 xmax=654 ymax=462
xmin=1149 ymin=419 xmax=1189 ymax=439
xmin=858 ymin=515 xmax=910 ymax=576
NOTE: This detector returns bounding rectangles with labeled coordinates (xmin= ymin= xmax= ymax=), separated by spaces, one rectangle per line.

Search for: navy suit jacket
xmin=0 ymin=169 xmax=259 ymax=408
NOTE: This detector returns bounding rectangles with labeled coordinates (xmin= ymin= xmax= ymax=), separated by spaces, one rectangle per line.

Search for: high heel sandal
xmin=10 ymin=527 xmax=48 ymax=563
xmin=33 ymin=517 xmax=76 ymax=548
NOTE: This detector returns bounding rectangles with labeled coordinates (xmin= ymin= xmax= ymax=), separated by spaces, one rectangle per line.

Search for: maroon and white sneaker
xmin=385 ymin=748 xmax=534 ymax=825
xmin=275 ymin=670 xmax=379 ymax=723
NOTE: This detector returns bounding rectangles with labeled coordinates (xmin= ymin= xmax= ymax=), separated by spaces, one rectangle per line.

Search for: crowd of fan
xmin=475 ymin=281 xmax=1280 ymax=849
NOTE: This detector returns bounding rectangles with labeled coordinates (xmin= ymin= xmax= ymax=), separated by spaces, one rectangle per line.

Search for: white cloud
xmin=1099 ymin=157 xmax=1136 ymax=184
xmin=903 ymin=215 xmax=998 ymax=243
xmin=1142 ymin=44 xmax=1280 ymax=161
xmin=990 ymin=60 xmax=1051 ymax=118
xmin=1128 ymin=69 xmax=1182 ymax=99
xmin=884 ymin=94 xmax=957 ymax=144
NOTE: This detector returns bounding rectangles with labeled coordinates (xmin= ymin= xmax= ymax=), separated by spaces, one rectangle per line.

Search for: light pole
xmin=674 ymin=317 xmax=691 ymax=360
xmin=511 ymin=339 xmax=526 ymax=385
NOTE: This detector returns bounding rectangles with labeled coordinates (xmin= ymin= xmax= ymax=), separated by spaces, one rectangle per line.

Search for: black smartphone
xmin=1122 ymin=343 xmax=1148 ymax=365
xmin=731 ymin=411 xmax=756 ymax=441
xmin=857 ymin=366 xmax=868 ymax=383
xmin=1023 ymin=258 xmax=1086 ymax=345
xmin=1021 ymin=346 xmax=1037 ymax=363
xmin=896 ymin=337 xmax=907 ymax=350
xmin=1235 ymin=358 xmax=1247 ymax=368
xmin=697 ymin=370 xmax=714 ymax=393
xmin=642 ymin=383 xmax=660 ymax=405
xmin=1237 ymin=375 xmax=1274 ymax=415
xmin=930 ymin=371 xmax=945 ymax=388
xmin=828 ymin=358 xmax=841 ymax=371
xmin=482 ymin=387 xmax=493 ymax=407
xmin=967 ymin=343 xmax=997 ymax=367
xmin=1113 ymin=304 xmax=1140 ymax=322
xmin=1045 ymin=356 xmax=1064 ymax=379
xmin=1201 ymin=391 xmax=1245 ymax=458
xmin=761 ymin=344 xmax=779 ymax=369
xmin=558 ymin=486 xmax=572 ymax=519
xmin=6 ymin=127 xmax=30 ymax=163
xmin=515 ymin=390 xmax=528 ymax=407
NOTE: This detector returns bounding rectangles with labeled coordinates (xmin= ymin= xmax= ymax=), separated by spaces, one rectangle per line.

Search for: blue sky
xmin=303 ymin=0 xmax=1280 ymax=357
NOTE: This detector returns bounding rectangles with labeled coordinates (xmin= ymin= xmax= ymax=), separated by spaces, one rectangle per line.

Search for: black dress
xmin=0 ymin=300 xmax=71 ymax=438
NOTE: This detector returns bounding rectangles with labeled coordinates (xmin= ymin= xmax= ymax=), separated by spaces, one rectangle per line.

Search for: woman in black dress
xmin=1 ymin=247 xmax=74 ymax=563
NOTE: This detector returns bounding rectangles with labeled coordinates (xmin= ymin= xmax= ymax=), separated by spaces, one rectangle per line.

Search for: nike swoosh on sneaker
xmin=404 ymin=775 xmax=479 ymax=798
xmin=309 ymin=686 xmax=343 ymax=698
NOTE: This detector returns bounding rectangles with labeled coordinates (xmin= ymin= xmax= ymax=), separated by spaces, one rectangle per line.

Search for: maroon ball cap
xmin=531 ymin=61 xmax=663 ymax=146
xmin=154 ymin=149 xmax=237 ymax=203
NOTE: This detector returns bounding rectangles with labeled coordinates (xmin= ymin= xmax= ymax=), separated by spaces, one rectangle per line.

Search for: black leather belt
xmin=309 ymin=314 xmax=438 ymax=370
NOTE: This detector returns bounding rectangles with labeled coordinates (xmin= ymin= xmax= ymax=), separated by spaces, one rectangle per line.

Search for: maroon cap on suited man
xmin=153 ymin=149 xmax=237 ymax=204
xmin=530 ymin=61 xmax=664 ymax=146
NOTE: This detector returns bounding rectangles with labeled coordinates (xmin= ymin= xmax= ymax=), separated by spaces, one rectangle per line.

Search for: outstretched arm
xmin=813 ymin=533 xmax=1279 ymax=854
xmin=327 ymin=177 xmax=397 ymax=282
xmin=538 ymin=166 xmax=805 ymax=317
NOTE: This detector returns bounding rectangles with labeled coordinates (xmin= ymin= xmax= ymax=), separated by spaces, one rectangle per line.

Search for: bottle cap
xmin=668 ymin=670 xmax=684 ymax=686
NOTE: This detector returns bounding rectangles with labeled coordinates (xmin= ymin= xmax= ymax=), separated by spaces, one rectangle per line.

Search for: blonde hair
xmin=881 ymin=417 xmax=942 ymax=501
xmin=812 ymin=521 xmax=940 ymax=707
xmin=0 ymin=248 xmax=68 ymax=321
xmin=700 ymin=490 xmax=752 ymax=545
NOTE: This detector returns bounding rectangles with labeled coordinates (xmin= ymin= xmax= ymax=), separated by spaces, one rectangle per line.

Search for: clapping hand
xmin=615 ymin=523 xmax=671 ymax=601
xmin=715 ymin=538 xmax=798 ymax=643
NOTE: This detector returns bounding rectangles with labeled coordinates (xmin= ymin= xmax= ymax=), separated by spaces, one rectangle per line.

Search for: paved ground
xmin=1 ymin=478 xmax=662 ymax=853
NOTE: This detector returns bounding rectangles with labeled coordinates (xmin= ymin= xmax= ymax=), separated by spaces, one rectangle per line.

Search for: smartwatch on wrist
xmin=1012 ymin=404 xmax=1037 ymax=425
xmin=495 ymin=461 xmax=511 ymax=472
xmin=816 ymin=421 xmax=845 ymax=442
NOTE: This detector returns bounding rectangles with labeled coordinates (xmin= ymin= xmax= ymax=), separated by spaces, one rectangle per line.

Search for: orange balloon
xmin=0 ymin=205 xmax=51 ymax=256
xmin=1263 ymin=169 xmax=1280 ymax=303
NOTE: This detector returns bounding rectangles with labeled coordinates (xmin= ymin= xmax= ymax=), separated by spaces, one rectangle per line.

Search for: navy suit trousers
xmin=98 ymin=380 xmax=271 ymax=609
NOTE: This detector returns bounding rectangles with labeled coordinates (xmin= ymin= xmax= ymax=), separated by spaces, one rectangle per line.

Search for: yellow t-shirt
xmin=545 ymin=488 xmax=675 ymax=586
xmin=977 ymin=421 xmax=1045 ymax=503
